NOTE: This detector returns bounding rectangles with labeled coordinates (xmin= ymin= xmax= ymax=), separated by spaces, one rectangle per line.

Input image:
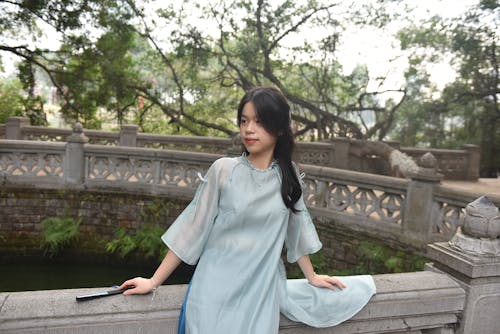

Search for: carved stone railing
xmin=0 ymin=271 xmax=466 ymax=334
xmin=0 ymin=117 xmax=480 ymax=180
xmin=2 ymin=124 xmax=500 ymax=332
xmin=1 ymin=125 xmax=498 ymax=250
xmin=402 ymin=146 xmax=480 ymax=181
xmin=3 ymin=197 xmax=500 ymax=333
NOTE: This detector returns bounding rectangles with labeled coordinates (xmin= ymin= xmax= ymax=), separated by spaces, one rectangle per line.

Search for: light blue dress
xmin=162 ymin=155 xmax=376 ymax=334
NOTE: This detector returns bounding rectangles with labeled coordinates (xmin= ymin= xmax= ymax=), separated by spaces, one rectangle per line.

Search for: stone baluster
xmin=462 ymin=144 xmax=480 ymax=180
xmin=426 ymin=196 xmax=500 ymax=333
xmin=227 ymin=133 xmax=243 ymax=157
xmin=402 ymin=152 xmax=443 ymax=243
xmin=332 ymin=137 xmax=350 ymax=169
xmin=119 ymin=124 xmax=138 ymax=147
xmin=5 ymin=117 xmax=30 ymax=140
xmin=64 ymin=123 xmax=89 ymax=186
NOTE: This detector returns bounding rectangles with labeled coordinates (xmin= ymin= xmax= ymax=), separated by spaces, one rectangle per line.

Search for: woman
xmin=120 ymin=87 xmax=375 ymax=334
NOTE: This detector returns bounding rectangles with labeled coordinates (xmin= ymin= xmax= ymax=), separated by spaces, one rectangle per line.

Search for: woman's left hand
xmin=308 ymin=274 xmax=346 ymax=290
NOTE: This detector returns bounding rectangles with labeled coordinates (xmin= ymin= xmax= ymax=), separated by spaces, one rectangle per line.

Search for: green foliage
xmin=287 ymin=240 xmax=426 ymax=279
xmin=106 ymin=224 xmax=167 ymax=260
xmin=40 ymin=216 xmax=81 ymax=255
xmin=106 ymin=227 xmax=136 ymax=257
xmin=394 ymin=2 xmax=499 ymax=176
xmin=337 ymin=241 xmax=427 ymax=275
xmin=0 ymin=0 xmax=406 ymax=139
xmin=17 ymin=60 xmax=48 ymax=126
xmin=139 ymin=199 xmax=173 ymax=225
xmin=3 ymin=0 xmax=495 ymax=164
xmin=0 ymin=78 xmax=24 ymax=123
xmin=106 ymin=200 xmax=171 ymax=260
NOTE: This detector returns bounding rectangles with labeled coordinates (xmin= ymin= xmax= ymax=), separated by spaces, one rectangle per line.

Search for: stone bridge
xmin=1 ymin=120 xmax=499 ymax=333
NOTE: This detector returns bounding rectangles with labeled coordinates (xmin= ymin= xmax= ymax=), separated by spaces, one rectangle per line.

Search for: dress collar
xmin=240 ymin=152 xmax=278 ymax=172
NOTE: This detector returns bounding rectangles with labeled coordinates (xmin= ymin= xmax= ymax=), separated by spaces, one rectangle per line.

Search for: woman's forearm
xmin=150 ymin=250 xmax=182 ymax=288
xmin=297 ymin=255 xmax=315 ymax=281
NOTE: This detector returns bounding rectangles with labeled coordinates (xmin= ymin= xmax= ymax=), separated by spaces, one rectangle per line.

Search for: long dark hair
xmin=237 ymin=87 xmax=302 ymax=213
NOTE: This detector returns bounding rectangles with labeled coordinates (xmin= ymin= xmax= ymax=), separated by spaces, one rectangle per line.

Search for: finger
xmin=319 ymin=278 xmax=337 ymax=290
xmin=331 ymin=277 xmax=346 ymax=289
xmin=325 ymin=282 xmax=337 ymax=290
xmin=119 ymin=279 xmax=135 ymax=290
xmin=122 ymin=287 xmax=138 ymax=295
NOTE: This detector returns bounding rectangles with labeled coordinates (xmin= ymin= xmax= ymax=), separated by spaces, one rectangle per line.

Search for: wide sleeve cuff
xmin=286 ymin=209 xmax=322 ymax=263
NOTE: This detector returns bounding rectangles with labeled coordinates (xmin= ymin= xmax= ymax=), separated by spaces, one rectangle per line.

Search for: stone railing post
xmin=403 ymin=152 xmax=443 ymax=242
xmin=6 ymin=116 xmax=30 ymax=140
xmin=65 ymin=123 xmax=89 ymax=186
xmin=227 ymin=133 xmax=242 ymax=157
xmin=332 ymin=137 xmax=349 ymax=169
xmin=119 ymin=124 xmax=138 ymax=147
xmin=462 ymin=144 xmax=480 ymax=180
xmin=427 ymin=196 xmax=500 ymax=334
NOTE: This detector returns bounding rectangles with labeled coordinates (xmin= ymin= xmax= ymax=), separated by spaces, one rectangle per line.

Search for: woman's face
xmin=239 ymin=101 xmax=277 ymax=159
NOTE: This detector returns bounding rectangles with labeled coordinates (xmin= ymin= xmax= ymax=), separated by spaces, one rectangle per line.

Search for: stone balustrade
xmin=0 ymin=271 xmax=466 ymax=334
xmin=0 ymin=124 xmax=498 ymax=250
xmin=3 ymin=195 xmax=500 ymax=334
xmin=1 ymin=122 xmax=500 ymax=333
xmin=2 ymin=199 xmax=499 ymax=333
xmin=0 ymin=117 xmax=480 ymax=180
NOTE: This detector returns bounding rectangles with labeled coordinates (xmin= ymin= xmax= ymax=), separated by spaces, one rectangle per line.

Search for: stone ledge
xmin=0 ymin=271 xmax=464 ymax=334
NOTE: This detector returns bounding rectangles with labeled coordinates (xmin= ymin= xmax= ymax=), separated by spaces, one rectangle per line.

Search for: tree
xmin=141 ymin=0 xmax=407 ymax=140
xmin=0 ymin=1 xmax=416 ymax=144
xmin=0 ymin=77 xmax=24 ymax=123
xmin=397 ymin=0 xmax=499 ymax=176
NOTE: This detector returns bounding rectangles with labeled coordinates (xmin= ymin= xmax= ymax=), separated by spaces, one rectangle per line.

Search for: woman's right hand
xmin=119 ymin=277 xmax=156 ymax=295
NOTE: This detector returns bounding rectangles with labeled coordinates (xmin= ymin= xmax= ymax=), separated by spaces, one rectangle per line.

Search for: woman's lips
xmin=244 ymin=138 xmax=258 ymax=144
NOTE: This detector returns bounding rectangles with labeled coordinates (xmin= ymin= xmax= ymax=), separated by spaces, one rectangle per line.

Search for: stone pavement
xmin=442 ymin=178 xmax=500 ymax=197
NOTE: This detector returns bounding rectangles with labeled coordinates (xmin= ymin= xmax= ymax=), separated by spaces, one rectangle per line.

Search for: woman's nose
xmin=246 ymin=121 xmax=255 ymax=132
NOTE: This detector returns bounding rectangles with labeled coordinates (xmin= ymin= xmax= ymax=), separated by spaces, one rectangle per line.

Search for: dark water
xmin=0 ymin=259 xmax=194 ymax=292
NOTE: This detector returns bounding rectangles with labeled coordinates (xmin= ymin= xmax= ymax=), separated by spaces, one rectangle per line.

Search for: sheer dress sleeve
xmin=285 ymin=164 xmax=322 ymax=263
xmin=161 ymin=159 xmax=226 ymax=265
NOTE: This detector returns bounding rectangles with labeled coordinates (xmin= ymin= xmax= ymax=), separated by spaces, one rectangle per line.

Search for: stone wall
xmin=0 ymin=186 xmax=186 ymax=257
xmin=0 ymin=185 xmax=356 ymax=270
xmin=1 ymin=185 xmax=422 ymax=275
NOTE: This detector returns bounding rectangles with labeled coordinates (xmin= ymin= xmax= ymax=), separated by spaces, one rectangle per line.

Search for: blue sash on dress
xmin=178 ymin=282 xmax=192 ymax=334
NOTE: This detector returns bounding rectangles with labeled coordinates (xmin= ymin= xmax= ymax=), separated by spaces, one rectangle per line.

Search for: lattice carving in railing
xmin=296 ymin=150 xmax=330 ymax=165
xmin=26 ymin=133 xmax=68 ymax=142
xmin=437 ymin=156 xmax=467 ymax=174
xmin=0 ymin=152 xmax=64 ymax=177
xmin=434 ymin=202 xmax=463 ymax=237
xmin=87 ymin=138 xmax=118 ymax=146
xmin=303 ymin=178 xmax=405 ymax=225
xmin=139 ymin=142 xmax=226 ymax=154
xmin=87 ymin=156 xmax=155 ymax=183
xmin=159 ymin=162 xmax=206 ymax=188
xmin=86 ymin=155 xmax=208 ymax=189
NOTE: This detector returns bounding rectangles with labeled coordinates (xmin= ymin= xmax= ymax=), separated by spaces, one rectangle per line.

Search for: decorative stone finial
xmin=449 ymin=196 xmax=500 ymax=256
xmin=409 ymin=152 xmax=443 ymax=182
xmin=66 ymin=122 xmax=88 ymax=143
xmin=418 ymin=152 xmax=437 ymax=169
xmin=73 ymin=122 xmax=83 ymax=134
